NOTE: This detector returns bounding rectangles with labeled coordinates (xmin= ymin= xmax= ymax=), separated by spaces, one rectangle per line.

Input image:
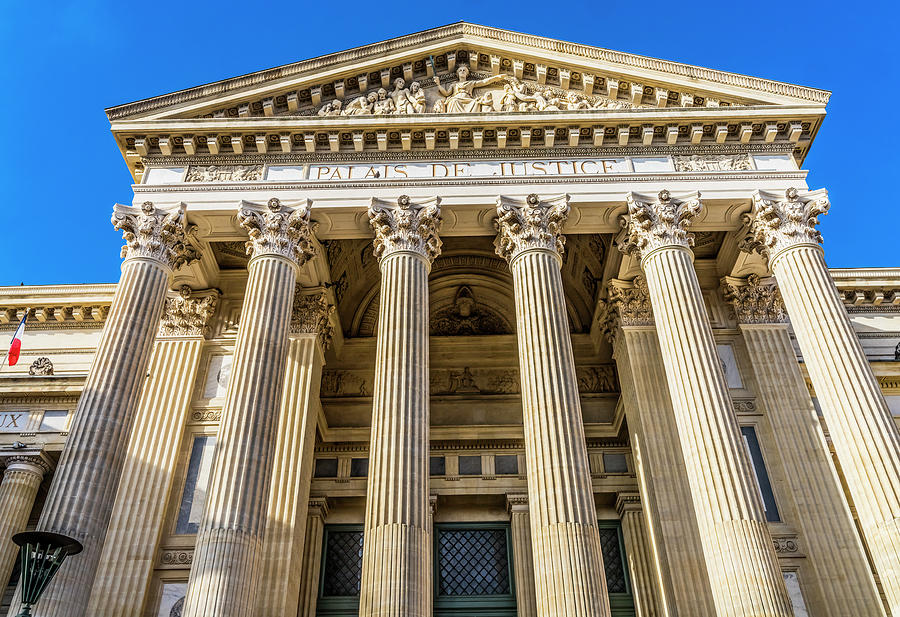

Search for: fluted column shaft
xmin=87 ymin=336 xmax=205 ymax=616
xmin=359 ymin=250 xmax=432 ymax=617
xmin=298 ymin=499 xmax=329 ymax=617
xmin=770 ymin=245 xmax=900 ymax=614
xmin=0 ymin=457 xmax=48 ymax=587
xmin=184 ymin=255 xmax=298 ymax=617
xmin=510 ymin=248 xmax=611 ymax=617
xmin=616 ymin=494 xmax=665 ymax=617
xmin=740 ymin=321 xmax=884 ymax=616
xmin=507 ymin=495 xmax=537 ymax=617
xmin=612 ymin=321 xmax=713 ymax=615
xmin=641 ymin=246 xmax=791 ymax=616
xmin=257 ymin=333 xmax=326 ymax=617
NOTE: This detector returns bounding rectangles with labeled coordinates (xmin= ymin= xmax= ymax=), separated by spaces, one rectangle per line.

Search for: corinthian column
xmin=722 ymin=274 xmax=884 ymax=616
xmin=0 ymin=454 xmax=50 ymax=587
xmin=747 ymin=188 xmax=900 ymax=615
xmin=495 ymin=193 xmax=611 ymax=617
xmin=257 ymin=290 xmax=333 ymax=617
xmin=184 ymin=198 xmax=317 ymax=617
xmin=619 ymin=190 xmax=792 ymax=616
xmin=359 ymin=195 xmax=441 ymax=617
xmin=15 ymin=202 xmax=199 ymax=617
xmin=86 ymin=287 xmax=218 ymax=616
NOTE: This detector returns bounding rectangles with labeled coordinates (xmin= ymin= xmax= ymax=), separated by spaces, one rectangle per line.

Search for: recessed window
xmin=350 ymin=458 xmax=368 ymax=477
xmin=321 ymin=527 xmax=364 ymax=597
xmin=741 ymin=426 xmax=780 ymax=522
xmin=494 ymin=455 xmax=518 ymax=475
xmin=603 ymin=453 xmax=628 ymax=473
xmin=430 ymin=456 xmax=446 ymax=476
xmin=436 ymin=527 xmax=512 ymax=596
xmin=203 ymin=354 xmax=232 ymax=399
xmin=598 ymin=526 xmax=629 ymax=593
xmin=176 ymin=435 xmax=216 ymax=534
xmin=39 ymin=410 xmax=68 ymax=432
xmin=458 ymin=455 xmax=482 ymax=476
xmin=156 ymin=581 xmax=187 ymax=617
xmin=314 ymin=458 xmax=339 ymax=478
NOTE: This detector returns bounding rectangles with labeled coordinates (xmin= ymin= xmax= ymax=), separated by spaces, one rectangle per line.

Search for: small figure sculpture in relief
xmin=372 ymin=88 xmax=395 ymax=115
xmin=434 ymin=64 xmax=507 ymax=113
xmin=563 ymin=91 xmax=590 ymax=110
xmin=405 ymin=81 xmax=426 ymax=113
xmin=317 ymin=101 xmax=333 ymax=116
xmin=343 ymin=91 xmax=377 ymax=115
xmin=894 ymin=341 xmax=900 ymax=361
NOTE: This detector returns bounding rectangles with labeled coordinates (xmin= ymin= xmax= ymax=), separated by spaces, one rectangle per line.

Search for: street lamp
xmin=12 ymin=531 xmax=82 ymax=617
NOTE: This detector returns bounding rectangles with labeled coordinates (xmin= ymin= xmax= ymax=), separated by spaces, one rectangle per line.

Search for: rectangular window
xmin=430 ymin=456 xmax=446 ymax=476
xmin=741 ymin=426 xmax=780 ymax=522
xmin=350 ymin=458 xmax=368 ymax=477
xmin=494 ymin=455 xmax=518 ymax=475
xmin=321 ymin=527 xmax=364 ymax=597
xmin=782 ymin=571 xmax=810 ymax=616
xmin=716 ymin=344 xmax=743 ymax=388
xmin=203 ymin=354 xmax=232 ymax=399
xmin=175 ymin=435 xmax=216 ymax=534
xmin=603 ymin=453 xmax=628 ymax=473
xmin=598 ymin=521 xmax=635 ymax=616
xmin=156 ymin=581 xmax=187 ymax=617
xmin=314 ymin=458 xmax=339 ymax=478
xmin=458 ymin=455 xmax=482 ymax=476
xmin=39 ymin=410 xmax=68 ymax=432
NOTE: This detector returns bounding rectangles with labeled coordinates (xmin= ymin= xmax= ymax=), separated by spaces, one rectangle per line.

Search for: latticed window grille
xmin=322 ymin=530 xmax=364 ymax=596
xmin=437 ymin=528 xmax=511 ymax=596
xmin=598 ymin=527 xmax=628 ymax=593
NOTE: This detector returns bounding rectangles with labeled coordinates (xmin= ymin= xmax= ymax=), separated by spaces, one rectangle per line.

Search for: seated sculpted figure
xmin=563 ymin=91 xmax=590 ymax=110
xmin=373 ymin=88 xmax=395 ymax=115
xmin=343 ymin=91 xmax=377 ymax=115
xmin=435 ymin=65 xmax=506 ymax=113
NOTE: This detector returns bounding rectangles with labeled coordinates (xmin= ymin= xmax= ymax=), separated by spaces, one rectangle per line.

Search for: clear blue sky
xmin=1 ymin=1 xmax=896 ymax=285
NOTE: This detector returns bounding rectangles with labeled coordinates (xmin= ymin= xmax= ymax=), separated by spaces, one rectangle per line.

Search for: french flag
xmin=6 ymin=314 xmax=26 ymax=367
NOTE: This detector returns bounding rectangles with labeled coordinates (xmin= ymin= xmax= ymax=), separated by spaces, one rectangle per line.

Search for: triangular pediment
xmin=107 ymin=23 xmax=828 ymax=123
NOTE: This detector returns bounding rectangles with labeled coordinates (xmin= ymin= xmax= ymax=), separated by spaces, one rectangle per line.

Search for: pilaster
xmin=297 ymin=498 xmax=330 ymax=617
xmin=615 ymin=493 xmax=665 ymax=617
xmin=619 ymin=190 xmax=793 ymax=616
xmin=506 ymin=494 xmax=537 ymax=617
xmin=746 ymin=187 xmax=900 ymax=615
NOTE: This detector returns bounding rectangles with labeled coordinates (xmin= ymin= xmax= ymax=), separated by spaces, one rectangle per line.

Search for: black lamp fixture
xmin=11 ymin=531 xmax=82 ymax=617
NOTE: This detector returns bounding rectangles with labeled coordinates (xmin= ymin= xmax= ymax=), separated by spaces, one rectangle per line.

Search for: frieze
xmin=673 ymin=154 xmax=751 ymax=171
xmin=321 ymin=370 xmax=370 ymax=397
xmin=732 ymin=399 xmax=757 ymax=413
xmin=0 ymin=305 xmax=110 ymax=330
xmin=185 ymin=164 xmax=264 ymax=182
xmin=190 ymin=410 xmax=222 ymax=422
xmin=771 ymin=535 xmax=802 ymax=556
xmin=159 ymin=549 xmax=194 ymax=568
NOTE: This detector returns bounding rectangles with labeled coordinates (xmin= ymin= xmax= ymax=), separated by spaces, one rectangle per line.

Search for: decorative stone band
xmin=494 ymin=193 xmax=569 ymax=263
xmin=744 ymin=187 xmax=830 ymax=264
xmin=290 ymin=287 xmax=336 ymax=348
xmin=112 ymin=201 xmax=201 ymax=271
xmin=599 ymin=277 xmax=654 ymax=342
xmin=238 ymin=197 xmax=318 ymax=266
xmin=721 ymin=274 xmax=787 ymax=325
xmin=0 ymin=305 xmax=110 ymax=329
xmin=2 ymin=454 xmax=51 ymax=476
xmin=618 ymin=189 xmax=701 ymax=262
xmin=369 ymin=195 xmax=442 ymax=263
xmin=157 ymin=286 xmax=221 ymax=338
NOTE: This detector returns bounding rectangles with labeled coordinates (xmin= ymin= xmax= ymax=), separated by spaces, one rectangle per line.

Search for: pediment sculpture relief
xmin=316 ymin=65 xmax=633 ymax=117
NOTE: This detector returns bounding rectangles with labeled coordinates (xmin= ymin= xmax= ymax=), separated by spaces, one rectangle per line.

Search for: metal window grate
xmin=322 ymin=530 xmax=364 ymax=596
xmin=598 ymin=528 xmax=628 ymax=593
xmin=437 ymin=529 xmax=510 ymax=596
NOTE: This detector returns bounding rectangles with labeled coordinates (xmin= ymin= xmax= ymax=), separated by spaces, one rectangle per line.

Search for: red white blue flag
xmin=7 ymin=314 xmax=26 ymax=367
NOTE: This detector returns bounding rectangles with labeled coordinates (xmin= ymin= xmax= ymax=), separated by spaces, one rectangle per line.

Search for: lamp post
xmin=12 ymin=531 xmax=82 ymax=616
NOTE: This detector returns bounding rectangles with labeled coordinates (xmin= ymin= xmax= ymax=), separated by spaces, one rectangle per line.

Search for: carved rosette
xmin=290 ymin=288 xmax=336 ymax=349
xmin=368 ymin=195 xmax=442 ymax=263
xmin=158 ymin=286 xmax=220 ymax=337
xmin=599 ymin=277 xmax=654 ymax=342
xmin=745 ymin=188 xmax=830 ymax=262
xmin=494 ymin=193 xmax=570 ymax=263
xmin=721 ymin=275 xmax=787 ymax=324
xmin=238 ymin=198 xmax=318 ymax=267
xmin=618 ymin=190 xmax=702 ymax=261
xmin=28 ymin=357 xmax=54 ymax=376
xmin=111 ymin=201 xmax=201 ymax=270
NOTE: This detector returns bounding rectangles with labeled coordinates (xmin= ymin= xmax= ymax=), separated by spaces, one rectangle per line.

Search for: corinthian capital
xmin=158 ymin=285 xmax=221 ymax=337
xmin=494 ymin=193 xmax=569 ymax=263
xmin=617 ymin=190 xmax=702 ymax=261
xmin=238 ymin=198 xmax=318 ymax=266
xmin=721 ymin=274 xmax=787 ymax=324
xmin=599 ymin=276 xmax=654 ymax=342
xmin=745 ymin=188 xmax=830 ymax=262
xmin=112 ymin=202 xmax=201 ymax=270
xmin=290 ymin=288 xmax=336 ymax=349
xmin=369 ymin=195 xmax=442 ymax=263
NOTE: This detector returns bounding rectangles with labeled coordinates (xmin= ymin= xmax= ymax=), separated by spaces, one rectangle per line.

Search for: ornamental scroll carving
xmin=721 ymin=275 xmax=787 ymax=324
xmin=673 ymin=154 xmax=752 ymax=172
xmin=158 ymin=286 xmax=220 ymax=337
xmin=618 ymin=190 xmax=702 ymax=260
xmin=316 ymin=67 xmax=633 ymax=117
xmin=494 ymin=193 xmax=570 ymax=262
xmin=744 ymin=188 xmax=830 ymax=262
xmin=290 ymin=288 xmax=335 ymax=348
xmin=186 ymin=165 xmax=263 ymax=182
xmin=238 ymin=198 xmax=318 ymax=266
xmin=112 ymin=202 xmax=201 ymax=270
xmin=369 ymin=195 xmax=442 ymax=262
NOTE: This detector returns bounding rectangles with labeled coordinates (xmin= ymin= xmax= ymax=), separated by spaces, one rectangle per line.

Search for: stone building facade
xmin=1 ymin=23 xmax=899 ymax=617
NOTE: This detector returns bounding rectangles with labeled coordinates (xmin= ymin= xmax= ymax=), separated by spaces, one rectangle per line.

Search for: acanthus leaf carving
xmin=369 ymin=195 xmax=442 ymax=263
xmin=238 ymin=198 xmax=318 ymax=266
xmin=112 ymin=201 xmax=201 ymax=271
xmin=618 ymin=190 xmax=702 ymax=261
xmin=290 ymin=288 xmax=336 ymax=348
xmin=673 ymin=154 xmax=752 ymax=172
xmin=721 ymin=274 xmax=787 ymax=324
xmin=601 ymin=276 xmax=654 ymax=341
xmin=158 ymin=286 xmax=221 ymax=338
xmin=745 ymin=187 xmax=830 ymax=262
xmin=494 ymin=193 xmax=569 ymax=263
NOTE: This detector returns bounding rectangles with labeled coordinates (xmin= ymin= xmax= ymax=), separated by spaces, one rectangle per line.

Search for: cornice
xmin=105 ymin=23 xmax=828 ymax=121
